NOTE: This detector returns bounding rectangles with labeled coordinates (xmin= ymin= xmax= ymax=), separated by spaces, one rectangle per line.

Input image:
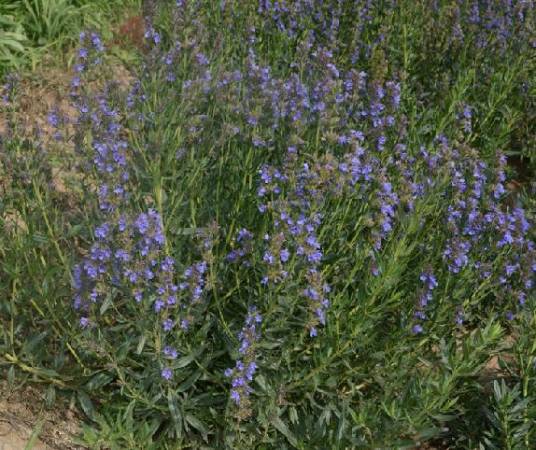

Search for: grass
xmin=1 ymin=0 xmax=535 ymax=448
xmin=0 ymin=0 xmax=141 ymax=75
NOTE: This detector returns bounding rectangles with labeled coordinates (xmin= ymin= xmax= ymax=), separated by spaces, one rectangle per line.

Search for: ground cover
xmin=1 ymin=1 xmax=535 ymax=448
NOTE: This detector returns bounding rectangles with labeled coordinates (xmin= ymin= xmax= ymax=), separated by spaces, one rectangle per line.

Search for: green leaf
xmin=177 ymin=370 xmax=201 ymax=393
xmin=136 ymin=334 xmax=147 ymax=355
xmin=7 ymin=365 xmax=15 ymax=386
xmin=85 ymin=372 xmax=114 ymax=391
xmin=99 ymin=293 xmax=113 ymax=315
xmin=255 ymin=374 xmax=269 ymax=392
xmin=185 ymin=414 xmax=208 ymax=436
xmin=32 ymin=233 xmax=48 ymax=244
xmin=45 ymin=385 xmax=56 ymax=408
xmin=167 ymin=390 xmax=183 ymax=438
xmin=416 ymin=426 xmax=442 ymax=440
xmin=173 ymin=352 xmax=197 ymax=369
xmin=66 ymin=224 xmax=83 ymax=237
xmin=22 ymin=331 xmax=48 ymax=355
xmin=115 ymin=341 xmax=131 ymax=362
xmin=272 ymin=416 xmax=298 ymax=448
xmin=34 ymin=367 xmax=61 ymax=379
xmin=77 ymin=391 xmax=96 ymax=421
xmin=288 ymin=406 xmax=299 ymax=425
xmin=24 ymin=419 xmax=44 ymax=450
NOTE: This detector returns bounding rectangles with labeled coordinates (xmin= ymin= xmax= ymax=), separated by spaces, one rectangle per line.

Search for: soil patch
xmin=0 ymin=381 xmax=85 ymax=450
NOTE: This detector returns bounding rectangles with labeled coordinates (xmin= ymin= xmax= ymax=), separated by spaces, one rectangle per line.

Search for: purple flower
xmin=161 ymin=368 xmax=173 ymax=380
xmin=163 ymin=346 xmax=178 ymax=359
xmin=230 ymin=390 xmax=240 ymax=404
xmin=95 ymin=223 xmax=110 ymax=240
xmin=163 ymin=319 xmax=174 ymax=331
xmin=225 ymin=307 xmax=261 ymax=410
xmin=196 ymin=53 xmax=209 ymax=66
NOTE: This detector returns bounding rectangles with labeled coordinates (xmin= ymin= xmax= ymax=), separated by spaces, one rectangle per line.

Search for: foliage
xmin=0 ymin=0 xmax=140 ymax=75
xmin=1 ymin=0 xmax=535 ymax=448
xmin=0 ymin=11 xmax=28 ymax=69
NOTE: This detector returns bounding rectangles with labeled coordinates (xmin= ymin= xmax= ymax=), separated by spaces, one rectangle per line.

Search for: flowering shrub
xmin=1 ymin=0 xmax=535 ymax=448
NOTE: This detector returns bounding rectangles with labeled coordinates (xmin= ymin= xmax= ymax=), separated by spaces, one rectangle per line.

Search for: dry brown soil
xmin=0 ymin=382 xmax=85 ymax=450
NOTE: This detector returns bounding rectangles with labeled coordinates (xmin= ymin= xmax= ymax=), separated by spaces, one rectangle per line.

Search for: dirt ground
xmin=0 ymin=382 xmax=85 ymax=450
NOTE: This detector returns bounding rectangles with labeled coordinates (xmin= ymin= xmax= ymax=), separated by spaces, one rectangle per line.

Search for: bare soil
xmin=0 ymin=382 xmax=85 ymax=450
